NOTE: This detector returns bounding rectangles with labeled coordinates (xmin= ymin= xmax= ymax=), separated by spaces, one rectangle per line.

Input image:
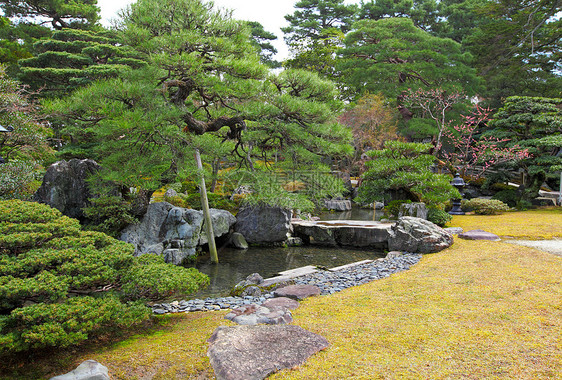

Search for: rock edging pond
xmin=151 ymin=252 xmax=422 ymax=315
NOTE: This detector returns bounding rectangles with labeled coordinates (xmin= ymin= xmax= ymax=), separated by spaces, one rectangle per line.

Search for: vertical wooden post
xmin=195 ymin=149 xmax=218 ymax=263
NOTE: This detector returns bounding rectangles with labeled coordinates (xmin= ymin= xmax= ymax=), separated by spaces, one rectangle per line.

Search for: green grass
xmin=450 ymin=207 xmax=562 ymax=239
xmin=2 ymin=208 xmax=562 ymax=379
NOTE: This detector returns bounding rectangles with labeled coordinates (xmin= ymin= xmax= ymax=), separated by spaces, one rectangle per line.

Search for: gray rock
xmin=225 ymin=304 xmax=293 ymax=325
xmin=164 ymin=188 xmax=178 ymax=198
xmin=458 ymin=229 xmax=501 ymax=241
xmin=388 ymin=217 xmax=454 ymax=253
xmin=49 ymin=360 xmax=109 ymax=380
xmin=292 ymin=220 xmax=392 ymax=249
xmin=34 ymin=159 xmax=103 ymax=221
xmin=385 ymin=251 xmax=403 ymax=259
xmin=324 ymin=199 xmax=352 ymax=211
xmin=262 ymin=297 xmax=300 ymax=310
xmin=234 ymin=205 xmax=291 ymax=244
xmin=120 ymin=202 xmax=235 ymax=264
xmin=374 ymin=202 xmax=385 ymax=210
xmin=398 ymin=202 xmax=428 ymax=220
xmin=207 ymin=325 xmax=329 ymax=380
xmin=199 ymin=209 xmax=237 ymax=245
xmin=230 ymin=232 xmax=249 ymax=250
xmin=273 ymin=284 xmax=321 ymax=300
xmin=444 ymin=227 xmax=464 ymax=235
xmin=231 ymin=273 xmax=265 ymax=297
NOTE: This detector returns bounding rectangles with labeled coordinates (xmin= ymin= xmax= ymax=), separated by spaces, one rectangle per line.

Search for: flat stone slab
xmin=458 ymin=229 xmax=501 ymax=241
xmin=50 ymin=360 xmax=110 ymax=380
xmin=505 ymin=239 xmax=562 ymax=257
xmin=444 ymin=227 xmax=463 ymax=235
xmin=207 ymin=325 xmax=329 ymax=380
xmin=225 ymin=304 xmax=293 ymax=325
xmin=273 ymin=284 xmax=321 ymax=300
xmin=292 ymin=220 xmax=392 ymax=248
xmin=262 ymin=297 xmax=300 ymax=310
xmin=277 ymin=265 xmax=318 ymax=278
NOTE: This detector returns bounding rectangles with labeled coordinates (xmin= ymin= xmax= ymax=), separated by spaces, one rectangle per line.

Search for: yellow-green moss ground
xmin=2 ymin=209 xmax=561 ymax=379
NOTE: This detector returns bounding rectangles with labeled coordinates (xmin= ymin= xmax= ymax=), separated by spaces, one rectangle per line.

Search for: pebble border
xmin=152 ymin=252 xmax=423 ymax=315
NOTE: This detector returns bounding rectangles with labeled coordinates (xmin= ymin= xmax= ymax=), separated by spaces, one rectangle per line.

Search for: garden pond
xmin=188 ymin=206 xmax=387 ymax=298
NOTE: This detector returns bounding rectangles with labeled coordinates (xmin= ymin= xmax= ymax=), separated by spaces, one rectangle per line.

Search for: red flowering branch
xmin=442 ymin=104 xmax=530 ymax=179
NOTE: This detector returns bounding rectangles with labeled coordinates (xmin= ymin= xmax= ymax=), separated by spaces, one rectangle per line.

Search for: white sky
xmin=97 ymin=0 xmax=361 ymax=60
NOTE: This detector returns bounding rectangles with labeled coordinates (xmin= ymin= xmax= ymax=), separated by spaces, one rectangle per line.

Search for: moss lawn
xmin=2 ymin=209 xmax=561 ymax=379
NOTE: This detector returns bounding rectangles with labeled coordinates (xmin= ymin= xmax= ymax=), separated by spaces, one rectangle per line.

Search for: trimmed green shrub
xmin=82 ymin=195 xmax=139 ymax=237
xmin=358 ymin=141 xmax=460 ymax=207
xmin=461 ymin=198 xmax=511 ymax=215
xmin=0 ymin=200 xmax=209 ymax=355
xmin=492 ymin=189 xmax=520 ymax=208
xmin=427 ymin=207 xmax=452 ymax=227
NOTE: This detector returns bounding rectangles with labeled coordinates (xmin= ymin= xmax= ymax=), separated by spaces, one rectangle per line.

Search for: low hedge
xmin=0 ymin=200 xmax=209 ymax=355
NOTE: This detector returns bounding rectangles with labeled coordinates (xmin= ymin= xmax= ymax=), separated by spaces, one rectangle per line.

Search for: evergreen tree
xmin=462 ymin=0 xmax=562 ymax=107
xmin=48 ymin=0 xmax=352 ymax=205
xmin=487 ymin=96 xmax=562 ymax=200
xmin=338 ymin=18 xmax=479 ymax=102
xmin=18 ymin=27 xmax=146 ymax=97
xmin=282 ymin=0 xmax=357 ymax=79
xmin=0 ymin=65 xmax=54 ymax=200
xmin=247 ymin=21 xmax=280 ymax=69
xmin=0 ymin=0 xmax=100 ymax=30
xmin=359 ymin=0 xmax=444 ymax=34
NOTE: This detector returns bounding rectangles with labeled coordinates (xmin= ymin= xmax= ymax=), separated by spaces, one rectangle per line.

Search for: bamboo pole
xmin=195 ymin=149 xmax=218 ymax=263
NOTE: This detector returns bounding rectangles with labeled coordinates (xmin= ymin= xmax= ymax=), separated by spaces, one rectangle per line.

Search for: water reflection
xmin=188 ymin=206 xmax=387 ymax=298
xmin=189 ymin=245 xmax=384 ymax=298
xmin=318 ymin=207 xmax=384 ymax=221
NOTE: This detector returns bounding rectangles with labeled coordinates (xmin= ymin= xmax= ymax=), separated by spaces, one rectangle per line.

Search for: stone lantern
xmin=448 ymin=173 xmax=466 ymax=215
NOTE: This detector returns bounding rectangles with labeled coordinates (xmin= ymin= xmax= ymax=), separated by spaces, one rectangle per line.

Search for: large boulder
xmin=49 ymin=360 xmax=109 ymax=380
xmin=34 ymin=159 xmax=102 ymax=220
xmin=199 ymin=209 xmax=237 ymax=245
xmin=207 ymin=325 xmax=329 ymax=380
xmin=388 ymin=216 xmax=453 ymax=253
xmin=234 ymin=206 xmax=291 ymax=244
xmin=120 ymin=202 xmax=236 ymax=264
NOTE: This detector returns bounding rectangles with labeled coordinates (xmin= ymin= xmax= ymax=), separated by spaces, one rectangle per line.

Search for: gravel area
xmin=151 ymin=253 xmax=423 ymax=315
xmin=504 ymin=239 xmax=562 ymax=257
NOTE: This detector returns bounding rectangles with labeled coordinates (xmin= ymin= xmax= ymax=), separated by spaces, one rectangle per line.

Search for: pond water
xmin=318 ymin=207 xmax=384 ymax=221
xmin=187 ymin=206 xmax=387 ymax=299
xmin=190 ymin=245 xmax=384 ymax=298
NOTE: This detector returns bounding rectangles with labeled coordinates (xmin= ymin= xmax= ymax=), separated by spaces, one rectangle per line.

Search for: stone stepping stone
xmin=225 ymin=304 xmax=293 ymax=325
xmin=458 ymin=229 xmax=501 ymax=241
xmin=50 ymin=360 xmax=109 ymax=380
xmin=273 ymin=284 xmax=321 ymax=300
xmin=262 ymin=297 xmax=300 ymax=310
xmin=207 ymin=325 xmax=329 ymax=380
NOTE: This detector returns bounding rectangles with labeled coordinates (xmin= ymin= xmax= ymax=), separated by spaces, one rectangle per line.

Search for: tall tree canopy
xmin=338 ymin=17 xmax=480 ymax=102
xmin=359 ymin=0 xmax=443 ymax=34
xmin=0 ymin=0 xmax=100 ymax=30
xmin=49 ymin=0 xmax=352 ymax=194
xmin=282 ymin=0 xmax=357 ymax=78
xmin=18 ymin=28 xmax=146 ymax=97
xmin=463 ymin=0 xmax=562 ymax=106
xmin=487 ymin=96 xmax=562 ymax=200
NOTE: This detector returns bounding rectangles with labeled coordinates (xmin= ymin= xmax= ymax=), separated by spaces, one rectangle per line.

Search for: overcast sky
xmin=97 ymin=0 xmax=361 ymax=60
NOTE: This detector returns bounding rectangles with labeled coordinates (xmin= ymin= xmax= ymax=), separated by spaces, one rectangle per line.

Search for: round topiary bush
xmin=427 ymin=207 xmax=452 ymax=227
xmin=0 ymin=200 xmax=209 ymax=355
xmin=461 ymin=198 xmax=511 ymax=215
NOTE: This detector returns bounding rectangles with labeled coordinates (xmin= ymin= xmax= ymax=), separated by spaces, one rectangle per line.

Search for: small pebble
xmin=152 ymin=253 xmax=422 ymax=315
